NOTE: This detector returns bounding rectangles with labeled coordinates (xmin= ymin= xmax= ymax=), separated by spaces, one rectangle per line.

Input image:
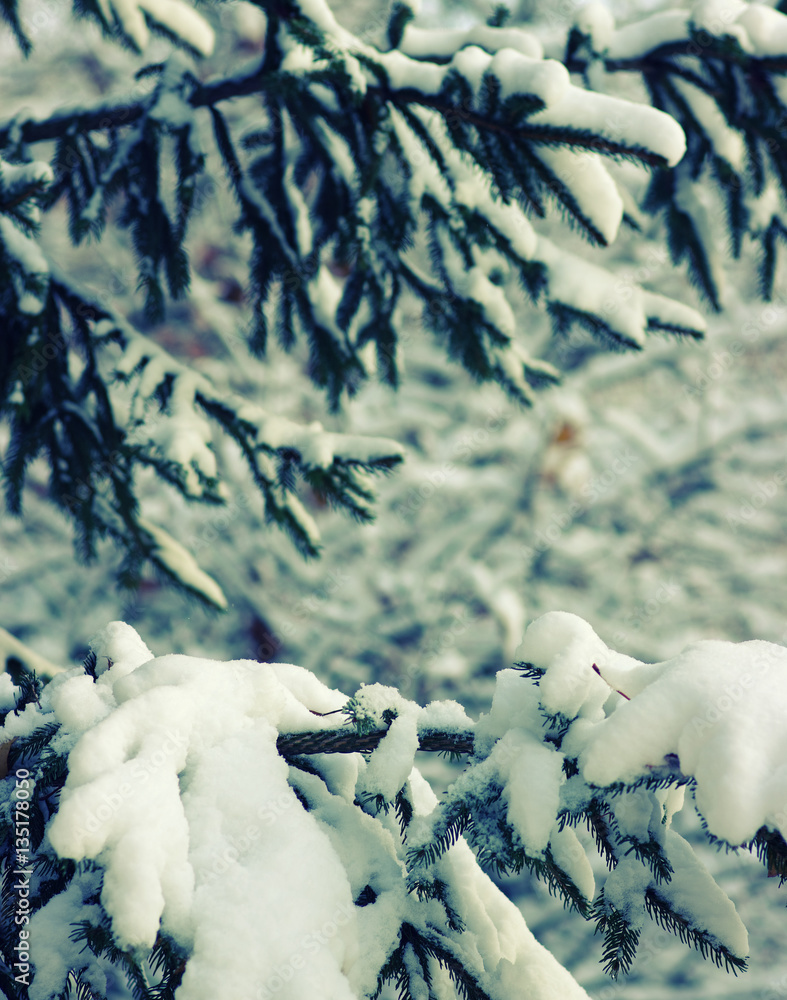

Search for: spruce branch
xmin=0 ymin=68 xmax=673 ymax=170
xmin=276 ymin=728 xmax=474 ymax=756
xmin=644 ymin=888 xmax=747 ymax=974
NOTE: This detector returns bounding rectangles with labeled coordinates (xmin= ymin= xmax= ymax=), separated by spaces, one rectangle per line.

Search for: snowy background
xmin=2 ymin=0 xmax=787 ymax=996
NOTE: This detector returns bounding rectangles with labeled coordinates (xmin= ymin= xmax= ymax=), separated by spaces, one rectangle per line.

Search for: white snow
xmin=23 ymin=624 xmax=598 ymax=1000
xmin=606 ymin=10 xmax=691 ymax=60
xmin=691 ymin=0 xmax=750 ymax=51
xmin=89 ymin=620 xmax=154 ymax=677
xmin=514 ymin=611 xmax=613 ymax=720
xmin=518 ymin=612 xmax=787 ymax=848
xmin=657 ymin=828 xmax=748 ymax=957
xmin=27 ymin=874 xmax=107 ymax=1000
xmin=530 ymin=146 xmax=623 ymax=245
xmin=400 ymin=24 xmax=542 ymax=61
xmin=105 ymin=0 xmax=214 ymax=53
xmin=0 ymin=159 xmax=53 ymax=191
xmin=378 ymin=47 xmax=570 ymax=110
xmin=528 ymin=88 xmax=687 ymax=169
xmin=359 ymin=710 xmax=419 ymax=802
xmin=575 ymin=2 xmax=616 ymax=53
xmin=389 ymin=106 xmax=451 ymax=212
xmin=736 ymin=4 xmax=787 ymax=57
xmin=746 ymin=181 xmax=780 ymax=232
xmin=499 ymin=729 xmax=564 ymax=855
xmin=0 ymin=217 xmax=49 ymax=314
xmin=549 ymin=824 xmax=595 ymax=902
xmin=640 ymin=289 xmax=707 ymax=334
xmin=535 ymin=238 xmax=649 ymax=348
xmin=671 ymin=77 xmax=745 ymax=172
xmin=603 ymin=856 xmax=650 ymax=928
xmin=139 ymin=518 xmax=228 ymax=609
xmin=673 ymin=173 xmax=723 ymax=302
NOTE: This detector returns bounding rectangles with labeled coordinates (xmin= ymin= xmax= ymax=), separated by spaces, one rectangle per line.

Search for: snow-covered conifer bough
xmin=1 ymin=614 xmax=785 ymax=998
xmin=5 ymin=0 xmax=755 ymax=609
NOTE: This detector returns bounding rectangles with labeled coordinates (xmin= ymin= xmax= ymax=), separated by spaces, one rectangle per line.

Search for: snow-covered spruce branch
xmin=1 ymin=1 xmax=731 ymax=595
xmin=3 ymin=614 xmax=787 ymax=999
xmin=565 ymin=0 xmax=787 ymax=307
xmin=0 ymin=74 xmax=677 ymax=171
xmin=276 ymin=728 xmax=474 ymax=756
xmin=34 ymin=278 xmax=403 ymax=603
xmin=1 ymin=1 xmax=708 ymax=409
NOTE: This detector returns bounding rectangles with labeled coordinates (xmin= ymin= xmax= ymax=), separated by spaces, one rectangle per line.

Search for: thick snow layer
xmin=736 ymin=4 xmax=787 ymax=56
xmin=574 ymin=2 xmax=615 ymax=53
xmin=530 ymin=146 xmax=623 ymax=245
xmin=670 ymin=78 xmax=744 ymax=173
xmin=499 ymin=728 xmax=564 ymax=855
xmin=519 ymin=612 xmax=787 ymax=847
xmin=691 ymin=0 xmax=747 ymax=30
xmin=400 ymin=24 xmax=542 ymax=60
xmin=528 ymin=88 xmax=686 ymax=169
xmin=405 ymin=772 xmax=592 ymax=1000
xmin=359 ymin=709 xmax=419 ymax=802
xmin=42 ymin=638 xmax=359 ymax=991
xmin=549 ymin=824 xmax=595 ymax=902
xmin=379 ymin=46 xmax=570 ymax=110
xmin=535 ymin=238 xmax=649 ymax=347
xmin=515 ymin=612 xmax=614 ymax=720
xmin=658 ymin=828 xmax=748 ymax=958
xmin=606 ymin=10 xmax=691 ymax=60
xmin=22 ymin=624 xmax=595 ymax=1000
xmin=140 ymin=518 xmax=228 ymax=610
xmin=89 ymin=620 xmax=154 ymax=677
xmin=100 ymin=0 xmax=214 ymax=53
xmin=639 ymin=289 xmax=707 ymax=335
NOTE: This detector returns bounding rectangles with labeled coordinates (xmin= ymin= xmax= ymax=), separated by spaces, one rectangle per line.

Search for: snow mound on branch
xmin=34 ymin=623 xmax=592 ymax=1000
xmin=519 ymin=612 xmax=787 ymax=846
xmin=95 ymin=0 xmax=215 ymax=54
xmin=89 ymin=620 xmax=154 ymax=678
xmin=596 ymin=0 xmax=787 ymax=62
xmin=44 ymin=640 xmax=356 ymax=998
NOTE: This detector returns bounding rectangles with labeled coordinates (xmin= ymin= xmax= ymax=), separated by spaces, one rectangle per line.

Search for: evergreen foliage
xmin=8 ymin=0 xmax=783 ymax=605
xmin=1 ymin=617 xmax=785 ymax=999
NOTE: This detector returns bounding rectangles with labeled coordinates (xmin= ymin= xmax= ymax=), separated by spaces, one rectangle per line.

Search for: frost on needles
xmin=1 ymin=614 xmax=786 ymax=1000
